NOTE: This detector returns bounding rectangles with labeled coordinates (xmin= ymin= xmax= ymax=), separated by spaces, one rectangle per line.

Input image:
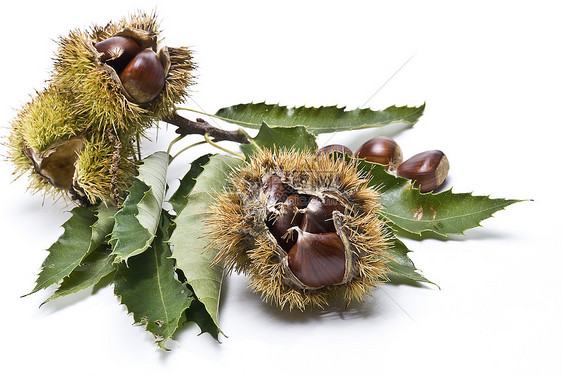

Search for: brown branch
xmin=163 ymin=112 xmax=249 ymax=144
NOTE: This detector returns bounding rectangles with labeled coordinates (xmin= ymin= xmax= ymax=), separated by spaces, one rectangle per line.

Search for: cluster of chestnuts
xmin=264 ymin=175 xmax=350 ymax=288
xmin=94 ymin=35 xmax=166 ymax=104
xmin=319 ymin=136 xmax=450 ymax=193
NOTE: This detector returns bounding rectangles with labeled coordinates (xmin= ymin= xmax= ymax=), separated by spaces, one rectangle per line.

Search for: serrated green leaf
xmin=110 ymin=152 xmax=169 ymax=264
xmin=27 ymin=206 xmax=97 ymax=295
xmin=168 ymin=154 xmax=211 ymax=216
xmin=27 ymin=204 xmax=115 ymax=296
xmin=358 ymin=159 xmax=521 ymax=236
xmin=386 ymin=237 xmax=434 ymax=285
xmin=240 ymin=122 xmax=317 ymax=158
xmin=42 ymin=245 xmax=116 ymax=305
xmin=215 ymin=102 xmax=425 ymax=134
xmin=90 ymin=205 xmax=117 ymax=247
xmin=170 ymin=154 xmax=244 ymax=327
xmin=114 ymin=212 xmax=192 ymax=350
xmin=109 ymin=180 xmax=151 ymax=262
xmin=184 ymin=299 xmax=221 ymax=340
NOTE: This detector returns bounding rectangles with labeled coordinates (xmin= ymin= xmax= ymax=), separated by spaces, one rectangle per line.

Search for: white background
xmin=1 ymin=1 xmax=561 ymax=375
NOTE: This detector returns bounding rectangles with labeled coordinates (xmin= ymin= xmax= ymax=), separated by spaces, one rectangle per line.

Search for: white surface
xmin=1 ymin=1 xmax=561 ymax=375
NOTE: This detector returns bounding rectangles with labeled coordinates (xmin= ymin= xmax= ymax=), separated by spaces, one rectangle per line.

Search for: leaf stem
xmin=169 ymin=140 xmax=208 ymax=164
xmin=167 ymin=134 xmax=186 ymax=156
xmin=204 ymin=133 xmax=245 ymax=160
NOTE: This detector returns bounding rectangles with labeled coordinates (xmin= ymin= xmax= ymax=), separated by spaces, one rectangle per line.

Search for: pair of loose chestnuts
xmin=94 ymin=36 xmax=166 ymax=104
xmin=319 ymin=136 xmax=449 ymax=193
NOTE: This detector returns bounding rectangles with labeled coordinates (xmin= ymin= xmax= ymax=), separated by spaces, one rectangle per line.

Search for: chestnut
xmin=355 ymin=136 xmax=403 ymax=170
xmin=396 ymin=150 xmax=449 ymax=192
xmin=263 ymin=174 xmax=288 ymax=211
xmin=94 ymin=36 xmax=141 ymax=73
xmin=268 ymin=193 xmax=306 ymax=251
xmin=119 ymin=48 xmax=166 ymax=104
xmin=288 ymin=231 xmax=346 ymax=288
xmin=302 ymin=197 xmax=345 ymax=234
xmin=317 ymin=144 xmax=353 ymax=157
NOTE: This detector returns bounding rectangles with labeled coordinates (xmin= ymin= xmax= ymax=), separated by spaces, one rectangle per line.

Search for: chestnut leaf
xmin=240 ymin=122 xmax=317 ymax=158
xmin=216 ymin=102 xmax=425 ymax=135
xmin=168 ymin=153 xmax=211 ymax=215
xmin=386 ymin=236 xmax=436 ymax=286
xmin=42 ymin=244 xmax=116 ymax=306
xmin=115 ymin=211 xmax=192 ymax=350
xmin=110 ymin=151 xmax=169 ymax=264
xmin=170 ymin=154 xmax=245 ymax=328
xmin=27 ymin=204 xmax=115 ymax=296
xmin=358 ymin=160 xmax=521 ymax=236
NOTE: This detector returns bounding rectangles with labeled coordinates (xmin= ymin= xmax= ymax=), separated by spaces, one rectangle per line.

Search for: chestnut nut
xmin=119 ymin=48 xmax=166 ymax=104
xmin=355 ymin=136 xmax=403 ymax=170
xmin=396 ymin=150 xmax=449 ymax=192
xmin=94 ymin=36 xmax=141 ymax=73
xmin=288 ymin=231 xmax=346 ymax=288
xmin=317 ymin=144 xmax=353 ymax=157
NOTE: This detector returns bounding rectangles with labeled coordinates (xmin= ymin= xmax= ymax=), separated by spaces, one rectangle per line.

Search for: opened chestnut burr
xmin=208 ymin=149 xmax=391 ymax=310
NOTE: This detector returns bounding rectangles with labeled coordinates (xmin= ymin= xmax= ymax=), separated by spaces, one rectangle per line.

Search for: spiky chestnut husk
xmin=50 ymin=11 xmax=195 ymax=135
xmin=72 ymin=133 xmax=137 ymax=205
xmin=207 ymin=149 xmax=392 ymax=310
xmin=7 ymin=86 xmax=138 ymax=205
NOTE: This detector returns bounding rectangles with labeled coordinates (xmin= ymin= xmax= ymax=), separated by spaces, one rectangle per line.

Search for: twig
xmin=163 ymin=112 xmax=249 ymax=144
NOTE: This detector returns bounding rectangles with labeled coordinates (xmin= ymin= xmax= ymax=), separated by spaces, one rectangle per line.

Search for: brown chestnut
xmin=396 ymin=150 xmax=449 ymax=192
xmin=288 ymin=231 xmax=346 ymax=288
xmin=94 ymin=36 xmax=141 ymax=73
xmin=268 ymin=193 xmax=306 ymax=251
xmin=302 ymin=197 xmax=345 ymax=234
xmin=355 ymin=136 xmax=403 ymax=170
xmin=317 ymin=144 xmax=353 ymax=157
xmin=119 ymin=48 xmax=165 ymax=104
xmin=263 ymin=175 xmax=288 ymax=211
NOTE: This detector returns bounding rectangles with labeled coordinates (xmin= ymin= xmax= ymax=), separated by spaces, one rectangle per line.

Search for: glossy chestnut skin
xmin=317 ymin=144 xmax=353 ymax=157
xmin=288 ymin=231 xmax=346 ymax=288
xmin=94 ymin=36 xmax=141 ymax=73
xmin=355 ymin=136 xmax=403 ymax=170
xmin=263 ymin=175 xmax=288 ymax=210
xmin=301 ymin=197 xmax=345 ymax=234
xmin=268 ymin=193 xmax=306 ymax=251
xmin=119 ymin=48 xmax=166 ymax=104
xmin=396 ymin=150 xmax=449 ymax=192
